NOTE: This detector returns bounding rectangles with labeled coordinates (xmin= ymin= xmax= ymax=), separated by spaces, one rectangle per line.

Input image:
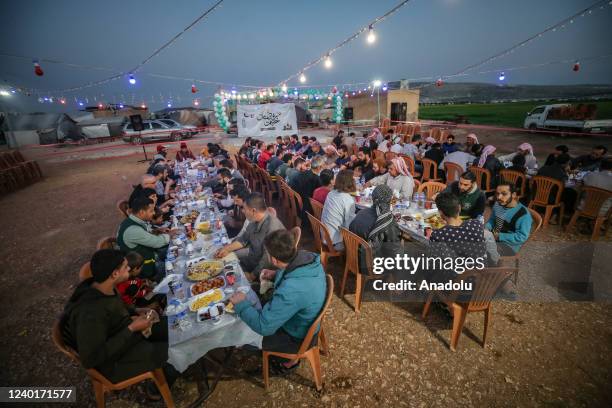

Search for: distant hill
xmin=412 ymin=82 xmax=612 ymax=104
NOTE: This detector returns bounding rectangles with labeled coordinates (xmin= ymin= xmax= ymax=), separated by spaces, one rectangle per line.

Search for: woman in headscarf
xmin=365 ymin=157 xmax=415 ymax=200
xmin=498 ymin=143 xmax=538 ymax=171
xmin=349 ymin=185 xmax=402 ymax=273
xmin=472 ymin=144 xmax=502 ymax=187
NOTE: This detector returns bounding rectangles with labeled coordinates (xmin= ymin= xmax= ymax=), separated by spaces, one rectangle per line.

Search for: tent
xmin=1 ymin=112 xmax=79 ymax=147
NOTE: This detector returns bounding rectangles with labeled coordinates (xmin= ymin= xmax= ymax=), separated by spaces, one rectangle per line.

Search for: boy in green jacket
xmin=62 ymin=249 xmax=178 ymax=399
xmin=230 ymin=229 xmax=326 ymax=373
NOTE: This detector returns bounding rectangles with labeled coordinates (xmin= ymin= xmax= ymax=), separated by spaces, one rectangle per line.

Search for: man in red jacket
xmin=258 ymin=143 xmax=274 ymax=169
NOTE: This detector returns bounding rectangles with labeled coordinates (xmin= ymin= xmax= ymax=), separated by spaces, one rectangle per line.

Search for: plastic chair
xmin=422 ymin=267 xmax=517 ymax=351
xmin=307 ymin=212 xmax=344 ymax=269
xmin=565 ymin=186 xmax=612 ymax=240
xmin=417 ymin=181 xmax=447 ymax=201
xmin=263 ymin=274 xmax=333 ymax=390
xmin=309 ymin=198 xmax=324 ymax=220
xmin=399 ymin=154 xmax=417 ymax=177
xmin=444 ymin=162 xmax=463 ymax=184
xmin=290 ymin=226 xmax=301 ymax=249
xmin=384 ymin=151 xmax=397 ymax=161
xmin=339 ymin=227 xmax=379 ymax=313
xmin=116 ymin=200 xmax=129 ymax=218
xmin=51 ymin=320 xmax=175 ymax=408
xmin=528 ymin=176 xmax=565 ymax=227
xmin=499 ymin=169 xmax=527 ymax=199
xmin=96 ymin=236 xmax=118 ymax=250
xmin=421 ymin=158 xmax=441 ymax=182
xmin=468 ymin=166 xmax=494 ymax=193
xmin=79 ymin=262 xmax=93 ymax=282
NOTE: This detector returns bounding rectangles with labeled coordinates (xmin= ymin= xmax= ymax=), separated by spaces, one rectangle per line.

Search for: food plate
xmin=190 ymin=276 xmax=226 ymax=296
xmin=189 ymin=288 xmax=225 ymax=312
xmin=425 ymin=214 xmax=445 ymax=229
xmin=185 ymin=260 xmax=224 ymax=281
xmin=180 ymin=210 xmax=200 ymax=225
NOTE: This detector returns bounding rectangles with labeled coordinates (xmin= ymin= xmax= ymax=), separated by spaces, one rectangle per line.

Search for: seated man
xmin=224 ymin=185 xmax=250 ymax=238
xmin=229 ymin=229 xmax=326 ymax=372
xmin=571 ymin=145 xmax=608 ymax=172
xmin=117 ymin=197 xmax=172 ymax=281
xmin=440 ymin=171 xmax=486 ymax=220
xmin=62 ymin=249 xmax=177 ymax=399
xmin=485 ymin=181 xmax=533 ymax=256
xmin=429 ymin=192 xmax=497 ymax=271
xmin=215 ymin=193 xmax=285 ymax=281
xmin=365 ymin=158 xmax=415 ymax=200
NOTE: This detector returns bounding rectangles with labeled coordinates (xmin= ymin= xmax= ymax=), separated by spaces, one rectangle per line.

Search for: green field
xmin=418 ymin=100 xmax=612 ymax=128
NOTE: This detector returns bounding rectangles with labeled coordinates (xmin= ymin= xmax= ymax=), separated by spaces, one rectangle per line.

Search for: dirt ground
xmin=1 ymin=131 xmax=611 ymax=407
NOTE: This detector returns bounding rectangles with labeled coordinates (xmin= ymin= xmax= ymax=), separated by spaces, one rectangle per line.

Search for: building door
xmin=390 ymin=103 xmax=407 ymax=122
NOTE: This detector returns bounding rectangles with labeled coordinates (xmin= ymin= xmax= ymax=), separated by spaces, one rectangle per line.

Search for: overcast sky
xmin=1 ymin=0 xmax=611 ymax=113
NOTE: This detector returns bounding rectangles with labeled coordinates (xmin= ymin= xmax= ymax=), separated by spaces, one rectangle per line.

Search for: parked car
xmin=523 ymin=104 xmax=612 ymax=133
xmin=121 ymin=120 xmax=187 ymax=144
xmin=157 ymin=118 xmax=199 ymax=138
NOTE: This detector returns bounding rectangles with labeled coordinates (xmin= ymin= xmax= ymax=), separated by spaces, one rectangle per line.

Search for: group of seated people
xmin=60 ymin=142 xmax=330 ymax=400
xmin=59 ymin=130 xmax=609 ymax=401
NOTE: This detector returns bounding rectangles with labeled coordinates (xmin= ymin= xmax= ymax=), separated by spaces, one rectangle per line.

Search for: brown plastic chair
xmin=417 ymin=181 xmax=447 ymax=201
xmin=51 ymin=320 xmax=175 ymax=408
xmin=422 ymin=267 xmax=517 ymax=351
xmin=116 ymin=200 xmax=129 ymax=218
xmin=528 ymin=176 xmax=565 ymax=227
xmin=565 ymin=186 xmax=612 ymax=240
xmin=372 ymin=149 xmax=384 ymax=161
xmin=10 ymin=151 xmax=43 ymax=180
xmin=309 ymin=198 xmax=324 ymax=220
xmin=384 ymin=151 xmax=397 ymax=161
xmin=307 ymin=212 xmax=344 ymax=269
xmin=96 ymin=236 xmax=118 ymax=250
xmin=421 ymin=158 xmax=441 ymax=182
xmin=468 ymin=166 xmax=494 ymax=193
xmin=281 ymin=183 xmax=302 ymax=229
xmin=498 ymin=208 xmax=543 ymax=283
xmin=258 ymin=166 xmax=278 ymax=206
xmin=444 ymin=162 xmax=463 ymax=184
xmin=399 ymin=154 xmax=417 ymax=177
xmin=79 ymin=262 xmax=93 ymax=282
xmin=339 ymin=227 xmax=380 ymax=313
xmin=499 ymin=169 xmax=527 ymax=198
xmin=263 ymin=274 xmax=333 ymax=391
xmin=290 ymin=226 xmax=301 ymax=249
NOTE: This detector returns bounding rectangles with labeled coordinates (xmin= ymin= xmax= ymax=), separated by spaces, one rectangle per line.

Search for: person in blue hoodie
xmin=229 ymin=229 xmax=326 ymax=373
xmin=486 ymin=180 xmax=533 ymax=255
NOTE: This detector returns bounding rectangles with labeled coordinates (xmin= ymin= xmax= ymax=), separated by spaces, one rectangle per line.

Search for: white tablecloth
xmin=164 ymin=202 xmax=263 ymax=372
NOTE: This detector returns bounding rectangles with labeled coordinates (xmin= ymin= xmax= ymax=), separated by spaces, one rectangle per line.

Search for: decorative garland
xmin=333 ymin=93 xmax=343 ymax=123
xmin=212 ymin=93 xmax=229 ymax=131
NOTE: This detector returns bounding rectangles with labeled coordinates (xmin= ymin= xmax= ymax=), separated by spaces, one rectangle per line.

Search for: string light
xmin=299 ymin=73 xmax=307 ymax=83
xmin=128 ymin=74 xmax=136 ymax=85
xmin=324 ymin=56 xmax=333 ymax=69
xmin=498 ymin=72 xmax=506 ymax=81
xmin=281 ymin=84 xmax=288 ymax=92
xmin=367 ymin=25 xmax=376 ymax=44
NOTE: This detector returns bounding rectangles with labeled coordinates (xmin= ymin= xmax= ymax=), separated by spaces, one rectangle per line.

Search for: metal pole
xmin=377 ymin=88 xmax=381 ymax=127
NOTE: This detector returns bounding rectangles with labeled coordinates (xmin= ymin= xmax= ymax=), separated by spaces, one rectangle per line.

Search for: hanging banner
xmin=237 ymin=103 xmax=297 ymax=137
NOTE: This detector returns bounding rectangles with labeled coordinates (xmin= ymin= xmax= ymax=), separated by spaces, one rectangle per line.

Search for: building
xmin=344 ymin=88 xmax=420 ymax=124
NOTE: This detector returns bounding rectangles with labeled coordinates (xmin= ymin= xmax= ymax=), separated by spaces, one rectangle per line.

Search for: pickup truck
xmin=523 ymin=104 xmax=612 ymax=133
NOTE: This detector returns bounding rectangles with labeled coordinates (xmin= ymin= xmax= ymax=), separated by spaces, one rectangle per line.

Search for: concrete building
xmin=344 ymin=88 xmax=420 ymax=124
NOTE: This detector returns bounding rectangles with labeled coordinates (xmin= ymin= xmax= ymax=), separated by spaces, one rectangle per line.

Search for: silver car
xmin=157 ymin=118 xmax=199 ymax=138
xmin=121 ymin=120 xmax=187 ymax=144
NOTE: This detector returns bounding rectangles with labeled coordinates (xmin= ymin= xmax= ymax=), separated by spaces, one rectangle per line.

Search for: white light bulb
xmin=373 ymin=80 xmax=382 ymax=87
xmin=324 ymin=56 xmax=332 ymax=69
xmin=367 ymin=26 xmax=376 ymax=44
xmin=299 ymin=73 xmax=307 ymax=83
xmin=281 ymin=84 xmax=288 ymax=92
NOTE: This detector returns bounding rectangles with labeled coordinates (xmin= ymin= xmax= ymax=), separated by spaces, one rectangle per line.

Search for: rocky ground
xmin=0 ymin=130 xmax=611 ymax=407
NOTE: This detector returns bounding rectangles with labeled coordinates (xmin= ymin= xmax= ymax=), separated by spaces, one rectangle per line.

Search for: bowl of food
xmin=190 ymin=276 xmax=226 ymax=296
xmin=189 ymin=288 xmax=224 ymax=312
xmin=186 ymin=260 xmax=224 ymax=281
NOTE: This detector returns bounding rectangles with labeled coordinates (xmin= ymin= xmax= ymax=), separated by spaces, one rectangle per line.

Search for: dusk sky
xmin=1 ymin=0 xmax=611 ymax=112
